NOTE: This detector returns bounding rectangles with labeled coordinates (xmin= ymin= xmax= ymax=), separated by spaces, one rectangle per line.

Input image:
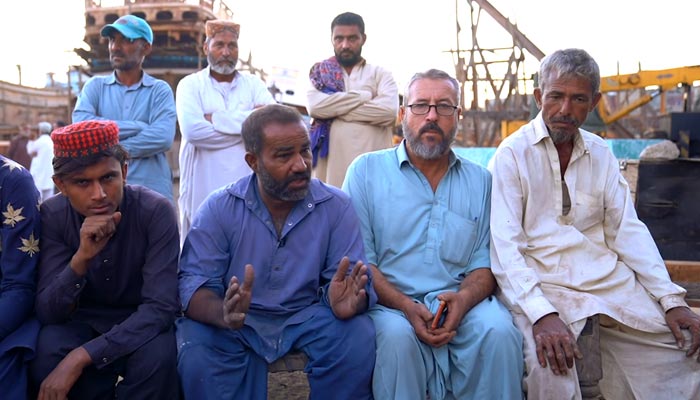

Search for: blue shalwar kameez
xmin=177 ymin=175 xmax=377 ymax=400
xmin=343 ymin=143 xmax=524 ymax=400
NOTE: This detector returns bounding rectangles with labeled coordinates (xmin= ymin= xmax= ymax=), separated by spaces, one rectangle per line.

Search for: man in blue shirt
xmin=73 ymin=15 xmax=177 ymax=202
xmin=177 ymin=104 xmax=376 ymax=400
xmin=30 ymin=120 xmax=180 ymax=399
xmin=0 ymin=155 xmax=41 ymax=400
xmin=343 ymin=69 xmax=524 ymax=400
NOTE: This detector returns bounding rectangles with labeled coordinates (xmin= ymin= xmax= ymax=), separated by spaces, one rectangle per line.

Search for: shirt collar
xmin=230 ymin=174 xmax=333 ymax=211
xmin=531 ymin=112 xmax=590 ymax=155
xmin=106 ymin=70 xmax=154 ymax=87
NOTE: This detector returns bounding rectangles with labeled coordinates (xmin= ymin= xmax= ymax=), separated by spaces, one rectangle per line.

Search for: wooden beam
xmin=665 ymin=260 xmax=700 ymax=283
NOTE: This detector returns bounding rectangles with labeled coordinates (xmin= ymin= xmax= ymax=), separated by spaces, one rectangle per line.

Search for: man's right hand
xmin=38 ymin=347 xmax=91 ymax=400
xmin=532 ymin=313 xmax=582 ymax=375
xmin=404 ymin=301 xmax=455 ymax=348
xmin=71 ymin=212 xmax=122 ymax=276
xmin=222 ymin=264 xmax=254 ymax=329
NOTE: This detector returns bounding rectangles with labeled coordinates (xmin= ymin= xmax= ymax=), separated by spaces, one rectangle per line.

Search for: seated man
xmin=343 ymin=69 xmax=524 ymax=400
xmin=489 ymin=48 xmax=700 ymax=399
xmin=0 ymin=155 xmax=41 ymax=400
xmin=177 ymin=104 xmax=376 ymax=400
xmin=30 ymin=121 xmax=181 ymax=399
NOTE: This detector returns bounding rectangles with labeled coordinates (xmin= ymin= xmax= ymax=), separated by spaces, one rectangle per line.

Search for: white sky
xmin=1 ymin=0 xmax=697 ymax=103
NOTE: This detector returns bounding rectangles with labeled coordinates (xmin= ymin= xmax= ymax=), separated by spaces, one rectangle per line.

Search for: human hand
xmin=203 ymin=113 xmax=212 ymax=122
xmin=329 ymin=257 xmax=369 ymax=319
xmin=665 ymin=306 xmax=700 ymax=360
xmin=405 ymin=301 xmax=455 ymax=348
xmin=222 ymin=264 xmax=254 ymax=330
xmin=532 ymin=313 xmax=582 ymax=375
xmin=71 ymin=212 xmax=122 ymax=275
xmin=38 ymin=347 xmax=91 ymax=400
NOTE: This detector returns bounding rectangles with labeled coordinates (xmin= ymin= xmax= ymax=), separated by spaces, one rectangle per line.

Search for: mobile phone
xmin=431 ymin=300 xmax=448 ymax=329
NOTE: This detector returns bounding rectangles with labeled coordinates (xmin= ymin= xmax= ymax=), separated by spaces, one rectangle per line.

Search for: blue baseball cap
xmin=101 ymin=15 xmax=153 ymax=44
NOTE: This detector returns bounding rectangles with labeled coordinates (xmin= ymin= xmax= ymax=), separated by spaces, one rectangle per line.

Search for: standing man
xmin=30 ymin=120 xmax=180 ymax=399
xmin=177 ymin=104 xmax=376 ymax=399
xmin=307 ymin=11 xmax=398 ymax=187
xmin=343 ymin=69 xmax=523 ymax=400
xmin=489 ymin=48 xmax=700 ymax=399
xmin=26 ymin=121 xmax=54 ymax=201
xmin=73 ymin=15 xmax=177 ymax=202
xmin=0 ymin=155 xmax=41 ymax=400
xmin=176 ymin=20 xmax=276 ymax=238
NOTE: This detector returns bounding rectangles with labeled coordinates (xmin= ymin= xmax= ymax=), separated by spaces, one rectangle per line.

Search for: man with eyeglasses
xmin=343 ymin=69 xmax=523 ymax=400
xmin=73 ymin=15 xmax=177 ymax=202
xmin=306 ymin=11 xmax=398 ymax=188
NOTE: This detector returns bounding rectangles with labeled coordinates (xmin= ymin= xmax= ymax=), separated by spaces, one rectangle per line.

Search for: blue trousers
xmin=371 ymin=297 xmax=524 ymax=400
xmin=29 ymin=321 xmax=179 ymax=400
xmin=177 ymin=304 xmax=375 ymax=400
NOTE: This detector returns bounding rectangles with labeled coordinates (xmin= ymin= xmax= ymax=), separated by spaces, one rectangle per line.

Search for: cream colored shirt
xmin=306 ymin=60 xmax=398 ymax=187
xmin=488 ymin=113 xmax=687 ymax=333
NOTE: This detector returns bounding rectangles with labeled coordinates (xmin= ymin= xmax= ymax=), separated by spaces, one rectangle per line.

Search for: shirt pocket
xmin=439 ymin=210 xmax=478 ymax=267
xmin=574 ymin=190 xmax=604 ymax=232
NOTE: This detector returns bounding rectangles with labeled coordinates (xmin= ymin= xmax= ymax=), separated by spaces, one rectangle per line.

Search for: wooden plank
xmin=665 ymin=260 xmax=700 ymax=283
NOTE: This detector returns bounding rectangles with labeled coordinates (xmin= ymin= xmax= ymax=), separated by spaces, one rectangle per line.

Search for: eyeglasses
xmin=407 ymin=104 xmax=459 ymax=116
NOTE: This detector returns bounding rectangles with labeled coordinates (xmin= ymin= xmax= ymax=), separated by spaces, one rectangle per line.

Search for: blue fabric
xmin=0 ymin=156 xmax=41 ymax=400
xmin=72 ymin=71 xmax=177 ymax=201
xmin=30 ymin=321 xmax=179 ymax=399
xmin=179 ymin=175 xmax=376 ymax=349
xmin=177 ymin=304 xmax=375 ymax=400
xmin=0 ymin=157 xmax=40 ymax=342
xmin=35 ymin=185 xmax=180 ymax=369
xmin=343 ymin=143 xmax=524 ymax=399
xmin=343 ymin=143 xmax=492 ymax=298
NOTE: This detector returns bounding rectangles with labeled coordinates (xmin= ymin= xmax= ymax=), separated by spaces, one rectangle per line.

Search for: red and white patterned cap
xmin=51 ymin=120 xmax=119 ymax=158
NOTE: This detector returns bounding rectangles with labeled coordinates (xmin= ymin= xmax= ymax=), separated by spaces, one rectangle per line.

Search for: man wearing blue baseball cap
xmin=72 ymin=14 xmax=177 ymax=203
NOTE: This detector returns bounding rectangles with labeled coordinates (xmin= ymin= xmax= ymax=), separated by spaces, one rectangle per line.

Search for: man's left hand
xmin=666 ymin=306 xmax=700 ymax=360
xmin=328 ymin=256 xmax=368 ymax=319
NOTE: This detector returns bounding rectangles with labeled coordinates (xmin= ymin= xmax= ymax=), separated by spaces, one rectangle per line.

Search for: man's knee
xmin=373 ymin=312 xmax=420 ymax=356
xmin=127 ymin=329 xmax=177 ymax=375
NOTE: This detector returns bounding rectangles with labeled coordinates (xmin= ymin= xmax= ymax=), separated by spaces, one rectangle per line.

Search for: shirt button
xmin=102 ymin=357 xmax=108 ymax=363
xmin=106 ymin=277 xmax=110 ymax=281
xmin=307 ymin=203 xmax=312 ymax=208
xmin=103 ymin=259 xmax=108 ymax=263
xmin=75 ymin=283 xmax=81 ymax=288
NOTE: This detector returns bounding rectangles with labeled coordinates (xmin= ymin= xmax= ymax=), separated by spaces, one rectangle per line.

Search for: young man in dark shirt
xmin=30 ymin=120 xmax=180 ymax=399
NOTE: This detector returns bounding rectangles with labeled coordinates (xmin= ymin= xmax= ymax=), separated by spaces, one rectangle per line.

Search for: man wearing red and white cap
xmin=73 ymin=15 xmax=177 ymax=202
xmin=29 ymin=120 xmax=180 ymax=399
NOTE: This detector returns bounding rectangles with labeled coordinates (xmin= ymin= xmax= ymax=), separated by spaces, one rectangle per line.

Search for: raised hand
xmin=222 ymin=264 xmax=255 ymax=330
xmin=329 ymin=256 xmax=369 ymax=319
xmin=71 ymin=212 xmax=122 ymax=276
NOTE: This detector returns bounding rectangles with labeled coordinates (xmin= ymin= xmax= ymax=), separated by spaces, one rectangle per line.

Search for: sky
xmin=1 ymin=0 xmax=698 ymax=105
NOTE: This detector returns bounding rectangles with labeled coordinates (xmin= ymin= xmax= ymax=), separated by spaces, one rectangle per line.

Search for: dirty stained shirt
xmin=488 ymin=112 xmax=687 ymax=332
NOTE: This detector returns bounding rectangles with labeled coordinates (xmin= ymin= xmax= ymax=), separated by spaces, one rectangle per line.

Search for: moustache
xmin=419 ymin=122 xmax=445 ymax=136
xmin=551 ymin=116 xmax=579 ymax=125
xmin=284 ymin=172 xmax=310 ymax=184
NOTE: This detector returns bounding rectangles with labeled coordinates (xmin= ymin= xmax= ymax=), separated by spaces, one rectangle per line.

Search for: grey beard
xmin=549 ymin=130 xmax=575 ymax=145
xmin=210 ymin=63 xmax=236 ymax=75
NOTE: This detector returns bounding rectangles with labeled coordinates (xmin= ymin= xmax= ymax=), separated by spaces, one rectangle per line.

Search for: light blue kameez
xmin=343 ymin=142 xmax=524 ymax=400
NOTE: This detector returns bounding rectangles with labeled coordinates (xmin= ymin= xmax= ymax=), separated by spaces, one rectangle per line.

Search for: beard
xmin=547 ymin=116 xmax=580 ymax=144
xmin=110 ymin=54 xmax=140 ymax=72
xmin=335 ymin=49 xmax=362 ymax=68
xmin=208 ymin=54 xmax=237 ymax=75
xmin=256 ymin=162 xmax=310 ymax=202
xmin=403 ymin=120 xmax=456 ymax=160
